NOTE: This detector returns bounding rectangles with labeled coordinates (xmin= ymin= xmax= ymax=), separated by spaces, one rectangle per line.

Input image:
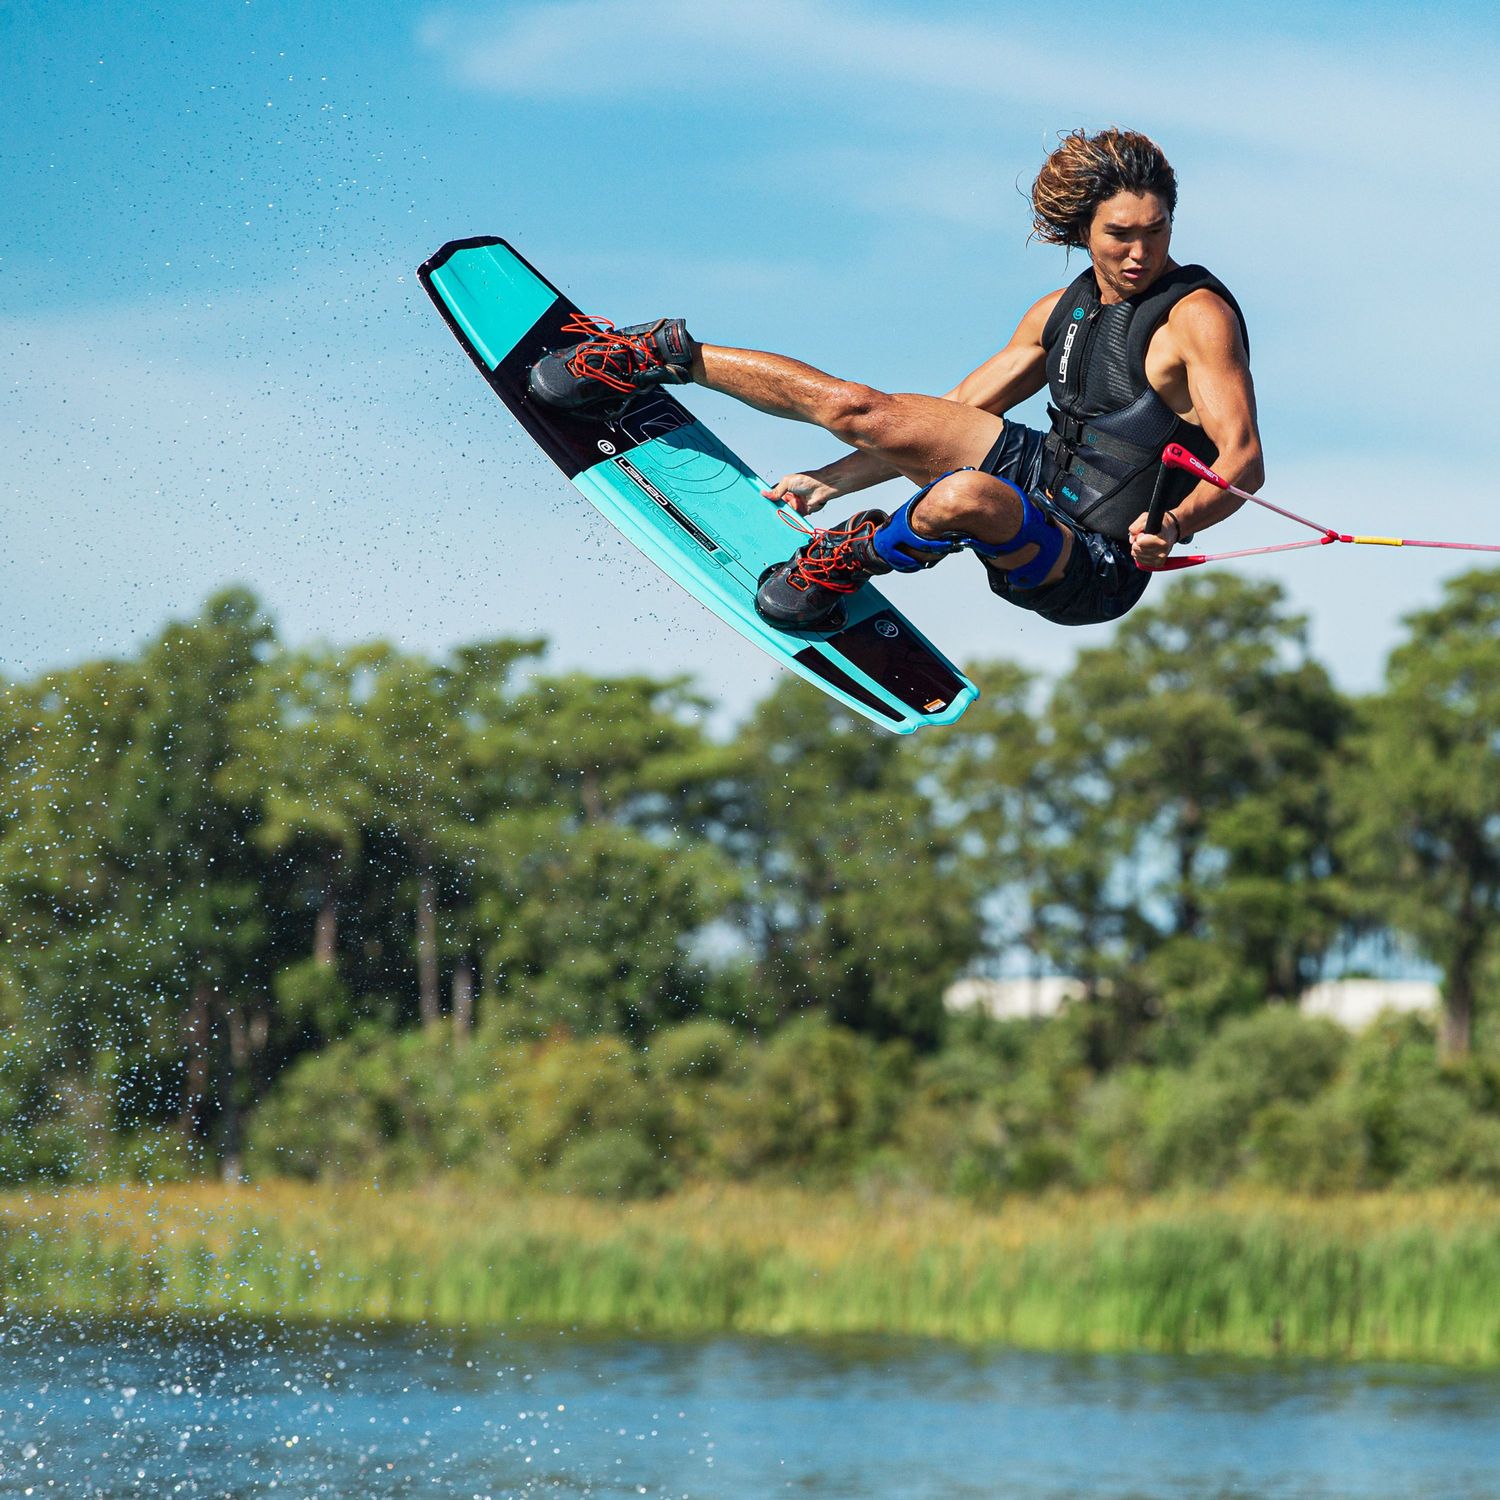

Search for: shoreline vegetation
xmin=7 ymin=584 xmax=1499 ymax=1376
xmin=6 ymin=573 xmax=1500 ymax=1196
xmin=5 ymin=1183 xmax=1500 ymax=1367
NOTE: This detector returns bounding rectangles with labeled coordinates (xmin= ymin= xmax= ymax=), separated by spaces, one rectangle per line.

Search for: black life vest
xmin=1038 ymin=263 xmax=1249 ymax=540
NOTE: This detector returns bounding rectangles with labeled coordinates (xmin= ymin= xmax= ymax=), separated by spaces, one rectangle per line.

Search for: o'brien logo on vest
xmin=1058 ymin=317 xmax=1081 ymax=381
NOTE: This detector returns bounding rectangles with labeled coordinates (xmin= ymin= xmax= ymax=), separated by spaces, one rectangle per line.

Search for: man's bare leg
xmin=693 ymin=343 xmax=1071 ymax=584
xmin=693 ymin=344 xmax=1001 ymax=484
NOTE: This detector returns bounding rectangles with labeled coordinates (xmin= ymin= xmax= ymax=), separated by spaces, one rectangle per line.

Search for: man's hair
xmin=1030 ymin=128 xmax=1177 ymax=248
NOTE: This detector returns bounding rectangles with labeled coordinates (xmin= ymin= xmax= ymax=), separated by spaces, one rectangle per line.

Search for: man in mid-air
xmin=529 ymin=127 xmax=1264 ymax=632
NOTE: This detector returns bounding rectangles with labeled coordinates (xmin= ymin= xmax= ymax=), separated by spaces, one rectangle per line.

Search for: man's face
xmin=1086 ymin=190 xmax=1172 ymax=300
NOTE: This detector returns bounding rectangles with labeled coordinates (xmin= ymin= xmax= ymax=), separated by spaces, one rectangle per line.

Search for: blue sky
xmin=4 ymin=0 xmax=1499 ymax=717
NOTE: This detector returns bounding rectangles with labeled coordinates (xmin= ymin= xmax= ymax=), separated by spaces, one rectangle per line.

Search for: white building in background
xmin=943 ymin=976 xmax=1085 ymax=1021
xmin=1298 ymin=979 xmax=1439 ymax=1029
xmin=943 ymin=976 xmax=1441 ymax=1030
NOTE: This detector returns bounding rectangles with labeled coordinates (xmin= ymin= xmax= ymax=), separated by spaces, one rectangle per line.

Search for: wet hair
xmin=1029 ymin=128 xmax=1178 ymax=248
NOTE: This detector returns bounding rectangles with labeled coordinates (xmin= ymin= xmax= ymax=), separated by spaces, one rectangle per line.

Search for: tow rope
xmin=1142 ymin=443 xmax=1500 ymax=572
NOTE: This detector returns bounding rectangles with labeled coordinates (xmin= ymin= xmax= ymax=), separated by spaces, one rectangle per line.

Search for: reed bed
xmin=2 ymin=1182 xmax=1498 ymax=1364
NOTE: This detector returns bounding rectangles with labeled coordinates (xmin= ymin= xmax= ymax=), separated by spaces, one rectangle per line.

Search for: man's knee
xmin=910 ymin=470 xmax=1020 ymax=538
xmin=822 ymin=382 xmax=900 ymax=448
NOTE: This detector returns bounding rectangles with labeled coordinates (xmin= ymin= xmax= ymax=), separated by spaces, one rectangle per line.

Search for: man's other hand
xmin=762 ymin=472 xmax=839 ymax=516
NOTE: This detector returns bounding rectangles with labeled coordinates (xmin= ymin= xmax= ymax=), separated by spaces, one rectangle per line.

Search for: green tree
xmin=471 ymin=810 xmax=735 ymax=1039
xmin=1339 ymin=569 xmax=1500 ymax=1059
xmin=483 ymin=671 xmax=727 ymax=829
xmin=219 ymin=644 xmax=380 ymax=1043
xmin=915 ymin=659 xmax=1067 ymax=991
xmin=720 ymin=678 xmax=980 ymax=1046
xmin=0 ymin=655 xmax=157 ymax=1169
xmin=353 ymin=641 xmax=541 ymax=1030
xmin=1041 ymin=574 xmax=1350 ymax=1062
xmin=0 ymin=590 xmax=278 ymax=1173
xmin=124 ymin=588 xmax=278 ymax=1168
xmin=467 ymin=670 xmax=740 ymax=1038
xmin=222 ymin=645 xmax=380 ymax=965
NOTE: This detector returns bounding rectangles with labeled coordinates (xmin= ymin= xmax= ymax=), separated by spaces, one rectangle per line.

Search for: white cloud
xmin=418 ymin=0 xmax=1497 ymax=166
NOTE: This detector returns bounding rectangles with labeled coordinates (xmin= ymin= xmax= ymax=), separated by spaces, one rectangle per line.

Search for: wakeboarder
xmin=528 ymin=128 xmax=1264 ymax=631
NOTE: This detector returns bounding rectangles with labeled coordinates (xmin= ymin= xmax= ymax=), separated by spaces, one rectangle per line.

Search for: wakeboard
xmin=417 ymin=237 xmax=977 ymax=732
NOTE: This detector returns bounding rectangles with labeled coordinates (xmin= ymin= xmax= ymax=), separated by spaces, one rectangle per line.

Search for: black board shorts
xmin=976 ymin=421 xmax=1152 ymax=628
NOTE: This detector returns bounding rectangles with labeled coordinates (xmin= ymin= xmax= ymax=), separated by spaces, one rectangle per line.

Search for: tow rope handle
xmin=1141 ymin=444 xmax=1224 ymax=570
xmin=1145 ymin=443 xmax=1228 ymax=538
xmin=1143 ymin=443 xmax=1341 ymax=570
xmin=1143 ymin=462 xmax=1170 ymax=538
xmin=1161 ymin=442 xmax=1230 ymax=490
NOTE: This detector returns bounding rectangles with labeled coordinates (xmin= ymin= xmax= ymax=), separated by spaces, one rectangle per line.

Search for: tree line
xmin=1 ymin=568 xmax=1497 ymax=1182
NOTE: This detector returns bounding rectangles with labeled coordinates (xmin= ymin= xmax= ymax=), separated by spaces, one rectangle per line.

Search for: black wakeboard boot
xmin=528 ymin=314 xmax=698 ymax=410
xmin=754 ymin=510 xmax=893 ymax=631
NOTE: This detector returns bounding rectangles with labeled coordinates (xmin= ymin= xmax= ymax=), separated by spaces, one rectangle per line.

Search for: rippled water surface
xmin=3 ymin=1318 xmax=1499 ymax=1498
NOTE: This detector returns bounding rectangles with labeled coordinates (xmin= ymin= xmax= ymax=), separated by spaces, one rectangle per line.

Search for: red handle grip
xmin=1162 ymin=443 xmax=1229 ymax=490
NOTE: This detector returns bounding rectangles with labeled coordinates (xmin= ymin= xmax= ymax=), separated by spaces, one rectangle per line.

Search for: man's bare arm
xmin=941 ymin=290 xmax=1057 ymax=412
xmin=1129 ymin=293 xmax=1264 ymax=566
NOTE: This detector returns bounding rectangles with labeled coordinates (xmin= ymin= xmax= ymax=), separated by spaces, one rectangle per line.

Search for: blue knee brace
xmin=870 ymin=473 xmax=966 ymax=573
xmin=962 ymin=476 xmax=1067 ymax=587
xmin=871 ymin=471 xmax=1066 ymax=587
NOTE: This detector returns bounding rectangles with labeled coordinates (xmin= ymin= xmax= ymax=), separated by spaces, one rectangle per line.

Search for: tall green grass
xmin=3 ymin=1183 xmax=1499 ymax=1364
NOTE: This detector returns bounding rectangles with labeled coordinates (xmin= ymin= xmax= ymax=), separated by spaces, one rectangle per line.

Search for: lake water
xmin=2 ymin=1317 xmax=1498 ymax=1498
